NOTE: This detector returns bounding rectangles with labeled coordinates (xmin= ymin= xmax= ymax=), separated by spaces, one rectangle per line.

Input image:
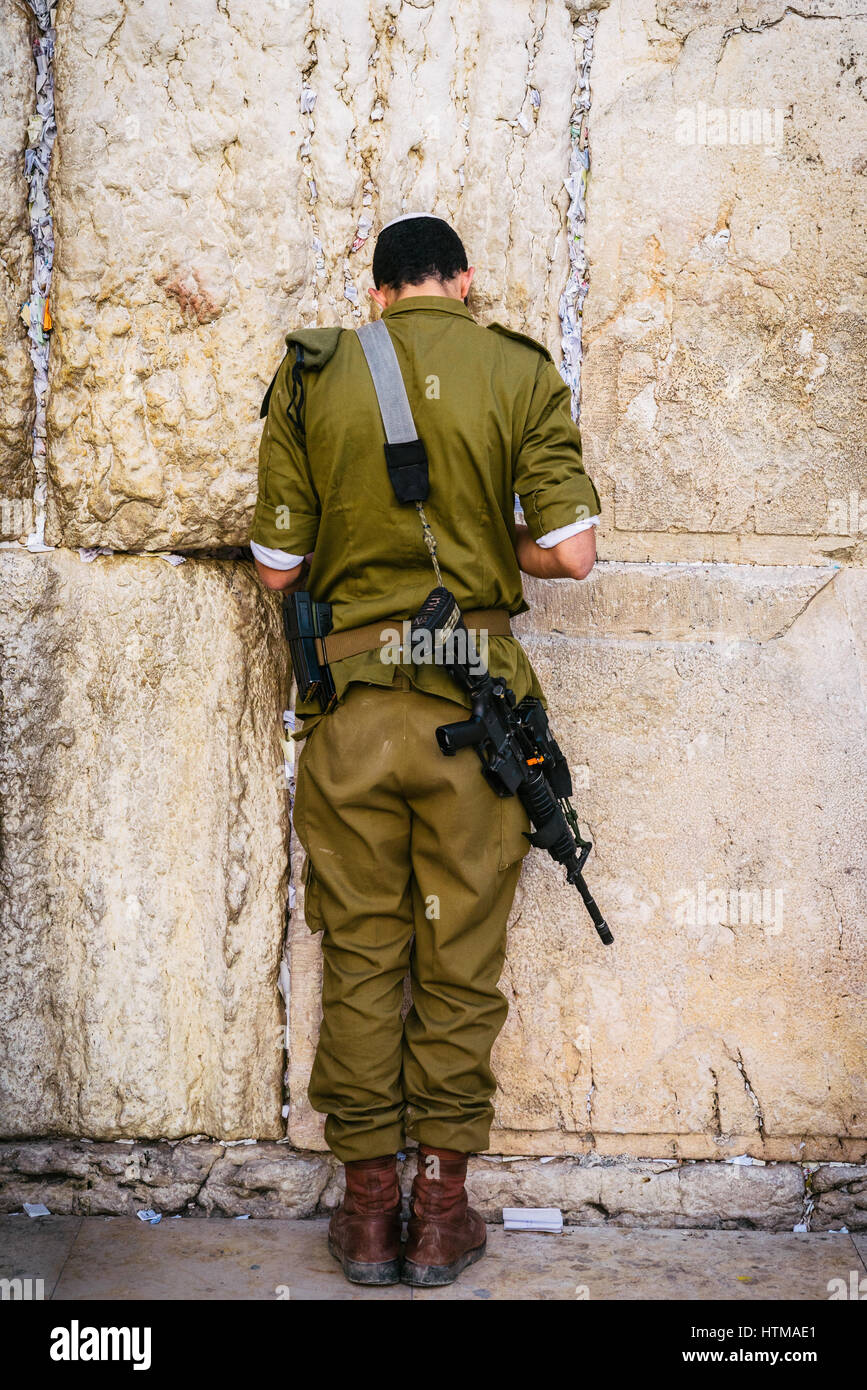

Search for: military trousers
xmin=292 ymin=673 xmax=530 ymax=1162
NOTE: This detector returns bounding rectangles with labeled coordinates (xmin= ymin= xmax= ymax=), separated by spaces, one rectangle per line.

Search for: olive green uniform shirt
xmin=251 ymin=297 xmax=601 ymax=731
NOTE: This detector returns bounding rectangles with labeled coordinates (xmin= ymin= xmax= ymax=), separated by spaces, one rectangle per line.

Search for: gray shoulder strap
xmin=356 ymin=319 xmax=419 ymax=444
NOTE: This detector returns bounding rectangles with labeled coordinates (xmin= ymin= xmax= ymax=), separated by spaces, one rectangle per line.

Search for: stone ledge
xmin=1 ymin=1141 xmax=864 ymax=1231
xmin=517 ymin=563 xmax=838 ymax=642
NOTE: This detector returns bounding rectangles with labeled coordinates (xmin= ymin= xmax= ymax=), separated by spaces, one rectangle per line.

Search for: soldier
xmin=251 ymin=214 xmax=600 ymax=1287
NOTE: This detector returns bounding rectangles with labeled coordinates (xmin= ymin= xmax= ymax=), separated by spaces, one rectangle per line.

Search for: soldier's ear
xmin=368 ymin=286 xmax=389 ymax=311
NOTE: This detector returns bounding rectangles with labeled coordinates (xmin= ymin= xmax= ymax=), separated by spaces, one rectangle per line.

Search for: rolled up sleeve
xmin=250 ymin=357 xmax=321 ymax=556
xmin=514 ymin=358 xmax=601 ymax=541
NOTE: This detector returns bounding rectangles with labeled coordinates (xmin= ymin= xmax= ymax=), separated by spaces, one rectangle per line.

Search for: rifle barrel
xmin=569 ymin=868 xmax=614 ymax=946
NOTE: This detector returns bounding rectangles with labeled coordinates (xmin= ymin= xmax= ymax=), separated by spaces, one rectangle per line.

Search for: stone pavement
xmin=2 ymin=1216 xmax=865 ymax=1301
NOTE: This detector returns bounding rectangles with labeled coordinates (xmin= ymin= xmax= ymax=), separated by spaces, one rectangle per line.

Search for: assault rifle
xmin=411 ymin=586 xmax=613 ymax=946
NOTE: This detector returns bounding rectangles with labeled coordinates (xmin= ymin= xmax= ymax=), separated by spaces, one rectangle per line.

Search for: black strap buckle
xmin=384 ymin=439 xmax=429 ymax=503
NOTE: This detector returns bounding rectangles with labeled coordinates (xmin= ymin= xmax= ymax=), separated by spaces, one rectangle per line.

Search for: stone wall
xmin=0 ymin=0 xmax=864 ymax=1222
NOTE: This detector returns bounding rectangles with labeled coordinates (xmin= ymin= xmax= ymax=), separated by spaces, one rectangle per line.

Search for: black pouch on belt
xmin=282 ymin=591 xmax=337 ymax=711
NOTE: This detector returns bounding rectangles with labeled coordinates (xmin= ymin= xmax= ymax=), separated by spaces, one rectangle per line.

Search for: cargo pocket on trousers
xmin=301 ymin=854 xmax=324 ymax=933
xmin=499 ymin=795 xmax=532 ymax=871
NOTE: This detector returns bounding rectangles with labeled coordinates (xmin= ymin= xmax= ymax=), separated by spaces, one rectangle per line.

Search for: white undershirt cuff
xmin=535 ymin=515 xmax=599 ymax=549
xmin=250 ymin=540 xmax=306 ymax=571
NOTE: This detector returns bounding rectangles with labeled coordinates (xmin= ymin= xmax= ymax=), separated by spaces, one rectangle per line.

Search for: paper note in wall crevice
xmin=23 ymin=1202 xmax=51 ymax=1218
xmin=502 ymin=1206 xmax=563 ymax=1234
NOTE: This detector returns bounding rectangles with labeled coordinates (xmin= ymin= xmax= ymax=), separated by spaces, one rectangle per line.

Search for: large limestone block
xmin=0 ymin=551 xmax=290 ymax=1139
xmin=464 ymin=1155 xmax=805 ymax=1231
xmin=46 ymin=0 xmax=312 ymax=550
xmin=287 ymin=563 xmax=866 ymax=1161
xmin=497 ymin=564 xmax=866 ymax=1157
xmin=46 ymin=0 xmax=586 ymax=548
xmin=0 ymin=0 xmax=35 ymax=536
xmin=583 ymin=0 xmax=867 ymax=560
xmin=306 ymin=0 xmax=581 ymax=331
xmin=809 ymin=1164 xmax=867 ymax=1232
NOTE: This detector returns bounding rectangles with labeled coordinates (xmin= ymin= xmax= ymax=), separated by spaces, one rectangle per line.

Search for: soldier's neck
xmin=392 ymin=278 xmax=458 ymax=302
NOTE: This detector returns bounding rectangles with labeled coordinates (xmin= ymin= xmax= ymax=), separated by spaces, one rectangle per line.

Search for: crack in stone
xmin=313 ymin=1153 xmax=344 ymax=1215
xmin=21 ymin=0 xmax=56 ymax=554
xmin=734 ymin=1048 xmax=766 ymax=1141
xmin=559 ymin=9 xmax=597 ymax=422
xmin=719 ymin=6 xmax=865 ymax=62
xmin=300 ymin=13 xmax=323 ymax=315
xmin=187 ymin=1145 xmax=222 ymax=1212
xmin=796 ymin=1163 xmax=817 ymax=1231
xmin=828 ymin=884 xmax=845 ymax=950
xmin=502 ymin=2 xmax=547 ymax=240
xmin=709 ymin=1067 xmax=723 ymax=1139
xmin=766 ymin=566 xmax=839 ymax=639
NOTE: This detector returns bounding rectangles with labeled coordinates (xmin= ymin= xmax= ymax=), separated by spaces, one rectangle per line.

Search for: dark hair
xmin=372 ymin=216 xmax=468 ymax=290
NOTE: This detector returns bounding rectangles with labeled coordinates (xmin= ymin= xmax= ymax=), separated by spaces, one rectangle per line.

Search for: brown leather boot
xmin=328 ymin=1154 xmax=402 ymax=1285
xmin=402 ymin=1144 xmax=486 ymax=1286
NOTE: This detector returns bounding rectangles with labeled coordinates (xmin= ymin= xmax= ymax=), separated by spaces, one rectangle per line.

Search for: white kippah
xmin=381 ymin=211 xmax=448 ymax=231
